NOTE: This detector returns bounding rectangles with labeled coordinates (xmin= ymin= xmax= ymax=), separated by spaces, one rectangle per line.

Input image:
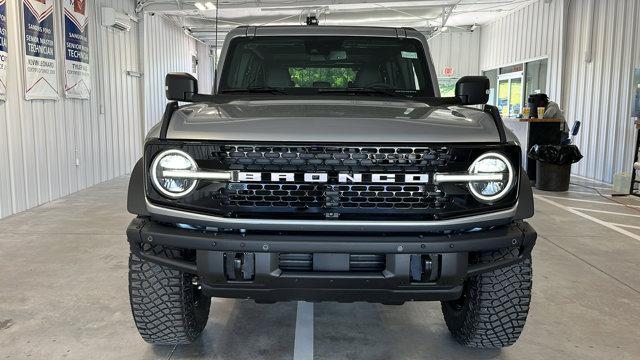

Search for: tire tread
xmin=442 ymin=247 xmax=532 ymax=348
xmin=128 ymin=245 xmax=210 ymax=345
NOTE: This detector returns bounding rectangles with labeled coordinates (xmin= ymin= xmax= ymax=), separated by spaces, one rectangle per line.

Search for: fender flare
xmin=514 ymin=167 xmax=534 ymax=220
xmin=127 ymin=158 xmax=149 ymax=216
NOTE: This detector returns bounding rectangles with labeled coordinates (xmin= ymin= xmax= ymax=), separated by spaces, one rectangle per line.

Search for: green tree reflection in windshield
xmin=289 ymin=67 xmax=357 ymax=88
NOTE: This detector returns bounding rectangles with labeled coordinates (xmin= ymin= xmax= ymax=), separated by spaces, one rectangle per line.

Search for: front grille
xmin=278 ymin=254 xmax=386 ymax=272
xmin=145 ymin=141 xmax=521 ymax=221
xmin=221 ymin=145 xmax=452 ymax=171
xmin=216 ymin=144 xmax=457 ymax=218
xmin=225 ymin=184 xmax=452 ymax=210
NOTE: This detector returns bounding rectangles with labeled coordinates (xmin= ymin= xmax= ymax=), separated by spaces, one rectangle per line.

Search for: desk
xmin=503 ymin=118 xmax=565 ymax=181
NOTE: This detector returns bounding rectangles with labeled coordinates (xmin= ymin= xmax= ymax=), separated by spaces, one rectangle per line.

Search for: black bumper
xmin=127 ymin=218 xmax=536 ymax=303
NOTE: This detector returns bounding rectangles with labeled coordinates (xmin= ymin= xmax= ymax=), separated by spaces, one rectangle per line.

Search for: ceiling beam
xmin=441 ymin=0 xmax=461 ymax=28
xmin=136 ymin=0 xmax=461 ymax=13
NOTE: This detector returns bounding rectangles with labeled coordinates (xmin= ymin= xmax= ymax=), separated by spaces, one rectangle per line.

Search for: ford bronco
xmin=126 ymin=25 xmax=536 ymax=348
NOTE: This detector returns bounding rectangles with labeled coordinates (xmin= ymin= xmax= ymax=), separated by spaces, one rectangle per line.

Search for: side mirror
xmin=455 ymin=76 xmax=490 ymax=105
xmin=166 ymin=72 xmax=198 ymax=101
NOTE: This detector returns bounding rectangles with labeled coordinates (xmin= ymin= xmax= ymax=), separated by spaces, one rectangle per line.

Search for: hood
xmin=156 ymin=98 xmax=503 ymax=143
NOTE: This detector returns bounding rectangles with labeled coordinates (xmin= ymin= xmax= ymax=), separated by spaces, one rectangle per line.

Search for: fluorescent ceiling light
xmin=194 ymin=2 xmax=206 ymax=11
xmin=205 ymin=2 xmax=216 ymax=10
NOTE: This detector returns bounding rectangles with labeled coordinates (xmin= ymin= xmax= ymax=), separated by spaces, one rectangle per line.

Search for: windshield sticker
xmin=401 ymin=51 xmax=417 ymax=59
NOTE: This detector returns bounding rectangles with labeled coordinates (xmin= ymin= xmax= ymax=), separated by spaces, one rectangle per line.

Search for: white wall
xmin=479 ymin=0 xmax=565 ymax=101
xmin=197 ymin=41 xmax=214 ymax=94
xmin=142 ymin=13 xmax=213 ymax=133
xmin=478 ymin=0 xmax=640 ymax=183
xmin=0 ymin=2 xmax=211 ymax=219
xmin=428 ymin=30 xmax=481 ymax=79
xmin=0 ymin=0 xmax=143 ymax=218
xmin=564 ymin=0 xmax=640 ymax=183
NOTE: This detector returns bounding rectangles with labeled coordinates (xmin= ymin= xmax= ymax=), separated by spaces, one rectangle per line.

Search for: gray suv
xmin=126 ymin=25 xmax=536 ymax=349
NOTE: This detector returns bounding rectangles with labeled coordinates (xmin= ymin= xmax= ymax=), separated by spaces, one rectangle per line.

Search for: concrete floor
xmin=1 ymin=176 xmax=640 ymax=360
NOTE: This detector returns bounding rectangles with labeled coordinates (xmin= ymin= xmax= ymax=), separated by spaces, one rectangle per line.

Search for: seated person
xmin=538 ymin=94 xmax=569 ymax=140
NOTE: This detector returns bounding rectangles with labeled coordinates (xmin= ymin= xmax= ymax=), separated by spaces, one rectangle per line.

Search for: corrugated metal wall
xmin=197 ymin=41 xmax=214 ymax=94
xmin=479 ymin=0 xmax=565 ymax=101
xmin=0 ymin=0 xmax=143 ymax=218
xmin=428 ymin=31 xmax=481 ymax=78
xmin=142 ymin=13 xmax=196 ymax=133
xmin=142 ymin=13 xmax=207 ymax=133
xmin=565 ymin=0 xmax=640 ymax=183
xmin=478 ymin=0 xmax=640 ymax=183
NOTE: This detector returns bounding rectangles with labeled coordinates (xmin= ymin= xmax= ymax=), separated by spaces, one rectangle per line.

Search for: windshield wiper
xmin=317 ymin=87 xmax=407 ymax=98
xmin=220 ymin=86 xmax=288 ymax=95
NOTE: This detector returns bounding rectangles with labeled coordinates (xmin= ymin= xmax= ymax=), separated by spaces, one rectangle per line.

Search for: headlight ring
xmin=150 ymin=149 xmax=199 ymax=198
xmin=467 ymin=152 xmax=515 ymax=204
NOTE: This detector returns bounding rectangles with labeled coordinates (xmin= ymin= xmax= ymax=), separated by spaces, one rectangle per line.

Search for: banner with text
xmin=64 ymin=0 xmax=90 ymax=99
xmin=23 ymin=0 xmax=58 ymax=100
xmin=0 ymin=0 xmax=7 ymax=100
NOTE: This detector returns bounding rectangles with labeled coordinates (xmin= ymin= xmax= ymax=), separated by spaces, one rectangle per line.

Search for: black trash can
xmin=528 ymin=145 xmax=583 ymax=192
xmin=536 ymin=161 xmax=571 ymax=191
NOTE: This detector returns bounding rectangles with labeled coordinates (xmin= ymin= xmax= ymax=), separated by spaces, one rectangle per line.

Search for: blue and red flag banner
xmin=0 ymin=0 xmax=7 ymax=100
xmin=22 ymin=0 xmax=58 ymax=100
xmin=64 ymin=0 xmax=90 ymax=99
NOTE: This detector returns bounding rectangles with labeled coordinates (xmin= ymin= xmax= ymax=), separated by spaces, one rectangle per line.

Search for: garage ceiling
xmin=135 ymin=0 xmax=540 ymax=46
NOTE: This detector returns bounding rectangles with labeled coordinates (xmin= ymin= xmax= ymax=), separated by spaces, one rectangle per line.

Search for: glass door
xmin=497 ymin=70 xmax=524 ymax=118
xmin=509 ymin=77 xmax=522 ymax=116
xmin=497 ymin=79 xmax=510 ymax=116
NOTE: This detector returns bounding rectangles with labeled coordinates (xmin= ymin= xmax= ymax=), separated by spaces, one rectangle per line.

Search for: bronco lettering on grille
xmin=236 ymin=172 xmax=430 ymax=184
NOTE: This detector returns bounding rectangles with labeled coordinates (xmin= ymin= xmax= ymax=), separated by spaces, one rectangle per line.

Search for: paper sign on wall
xmin=0 ymin=0 xmax=8 ymax=100
xmin=64 ymin=0 xmax=90 ymax=99
xmin=23 ymin=0 xmax=58 ymax=100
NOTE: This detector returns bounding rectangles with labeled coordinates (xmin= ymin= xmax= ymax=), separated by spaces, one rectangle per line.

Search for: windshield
xmin=219 ymin=36 xmax=435 ymax=97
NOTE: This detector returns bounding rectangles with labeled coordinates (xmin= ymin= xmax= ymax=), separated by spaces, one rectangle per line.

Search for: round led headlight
xmin=150 ymin=149 xmax=198 ymax=198
xmin=467 ymin=152 xmax=515 ymax=204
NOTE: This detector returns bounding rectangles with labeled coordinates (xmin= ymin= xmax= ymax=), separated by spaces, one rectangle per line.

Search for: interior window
xmin=483 ymin=59 xmax=548 ymax=113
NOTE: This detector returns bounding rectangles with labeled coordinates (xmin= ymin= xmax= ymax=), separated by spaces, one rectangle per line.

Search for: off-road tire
xmin=129 ymin=245 xmax=211 ymax=345
xmin=441 ymin=248 xmax=532 ymax=348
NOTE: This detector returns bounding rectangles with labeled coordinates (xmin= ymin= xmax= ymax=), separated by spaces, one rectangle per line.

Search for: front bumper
xmin=127 ymin=218 xmax=536 ymax=303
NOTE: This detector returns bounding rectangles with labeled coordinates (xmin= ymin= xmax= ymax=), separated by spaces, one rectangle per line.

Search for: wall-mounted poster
xmin=0 ymin=0 xmax=7 ymax=100
xmin=64 ymin=0 xmax=90 ymax=99
xmin=23 ymin=0 xmax=58 ymax=100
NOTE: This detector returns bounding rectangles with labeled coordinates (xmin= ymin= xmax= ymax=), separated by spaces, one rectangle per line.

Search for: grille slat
xmin=349 ymin=254 xmax=386 ymax=271
xmin=221 ymin=145 xmax=452 ymax=171
xmin=225 ymin=184 xmax=451 ymax=210
xmin=278 ymin=254 xmax=385 ymax=272
xmin=278 ymin=254 xmax=313 ymax=271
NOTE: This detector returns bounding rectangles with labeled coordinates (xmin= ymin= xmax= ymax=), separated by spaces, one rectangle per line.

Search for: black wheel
xmin=441 ymin=248 xmax=532 ymax=348
xmin=129 ymin=245 xmax=211 ymax=345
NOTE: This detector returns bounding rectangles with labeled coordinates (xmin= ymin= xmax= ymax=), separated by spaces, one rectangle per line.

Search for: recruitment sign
xmin=64 ymin=0 xmax=90 ymax=99
xmin=23 ymin=0 xmax=58 ymax=100
xmin=0 ymin=0 xmax=7 ymax=100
